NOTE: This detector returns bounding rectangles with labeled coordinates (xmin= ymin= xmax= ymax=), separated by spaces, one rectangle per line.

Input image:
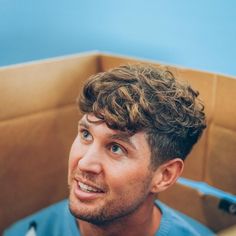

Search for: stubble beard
xmin=68 ymin=175 xmax=153 ymax=226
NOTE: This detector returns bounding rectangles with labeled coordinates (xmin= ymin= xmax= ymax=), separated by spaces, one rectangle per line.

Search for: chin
xmin=68 ymin=190 xmax=99 ymax=221
xmin=69 ymin=202 xmax=123 ymax=227
xmin=68 ymin=191 xmax=145 ymax=227
xmin=68 ymin=196 xmax=104 ymax=225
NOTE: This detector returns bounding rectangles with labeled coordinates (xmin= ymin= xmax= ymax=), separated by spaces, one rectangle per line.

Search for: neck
xmin=77 ymin=197 xmax=162 ymax=236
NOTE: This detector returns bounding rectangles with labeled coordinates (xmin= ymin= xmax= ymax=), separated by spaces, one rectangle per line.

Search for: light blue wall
xmin=1 ymin=0 xmax=236 ymax=76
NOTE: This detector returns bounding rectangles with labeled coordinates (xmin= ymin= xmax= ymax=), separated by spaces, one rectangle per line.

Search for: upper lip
xmin=74 ymin=176 xmax=105 ymax=193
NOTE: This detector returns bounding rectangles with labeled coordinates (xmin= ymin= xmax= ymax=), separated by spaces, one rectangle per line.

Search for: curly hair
xmin=78 ymin=64 xmax=206 ymax=168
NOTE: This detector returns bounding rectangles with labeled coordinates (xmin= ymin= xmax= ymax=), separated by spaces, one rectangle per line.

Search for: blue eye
xmin=81 ymin=130 xmax=92 ymax=141
xmin=110 ymin=144 xmax=124 ymax=155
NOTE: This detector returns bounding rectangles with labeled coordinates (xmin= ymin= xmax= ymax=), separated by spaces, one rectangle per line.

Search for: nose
xmin=77 ymin=143 xmax=103 ymax=174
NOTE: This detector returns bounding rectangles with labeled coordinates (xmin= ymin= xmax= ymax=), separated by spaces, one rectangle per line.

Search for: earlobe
xmin=151 ymin=158 xmax=184 ymax=194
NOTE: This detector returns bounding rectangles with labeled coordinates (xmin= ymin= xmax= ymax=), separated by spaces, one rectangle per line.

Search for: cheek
xmin=68 ymin=137 xmax=83 ymax=177
xmin=107 ymin=161 xmax=151 ymax=193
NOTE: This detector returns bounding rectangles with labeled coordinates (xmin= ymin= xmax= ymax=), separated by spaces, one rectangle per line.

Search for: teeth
xmin=78 ymin=182 xmax=101 ymax=193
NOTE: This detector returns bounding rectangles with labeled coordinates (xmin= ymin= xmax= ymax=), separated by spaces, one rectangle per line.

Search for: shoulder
xmin=155 ymin=200 xmax=215 ymax=236
xmin=3 ymin=199 xmax=79 ymax=236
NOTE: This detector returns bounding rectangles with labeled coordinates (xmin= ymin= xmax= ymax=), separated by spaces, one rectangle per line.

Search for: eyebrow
xmin=109 ymin=133 xmax=137 ymax=150
xmin=78 ymin=119 xmax=89 ymax=129
xmin=78 ymin=118 xmax=136 ymax=150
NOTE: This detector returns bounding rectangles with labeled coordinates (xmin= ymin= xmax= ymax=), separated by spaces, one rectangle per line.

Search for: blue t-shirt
xmin=3 ymin=199 xmax=215 ymax=236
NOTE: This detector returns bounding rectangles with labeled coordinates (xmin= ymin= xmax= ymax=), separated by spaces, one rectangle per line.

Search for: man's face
xmin=68 ymin=114 xmax=155 ymax=225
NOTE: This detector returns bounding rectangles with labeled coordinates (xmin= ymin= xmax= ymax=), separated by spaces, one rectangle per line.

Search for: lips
xmin=73 ymin=177 xmax=106 ymax=201
xmin=78 ymin=181 xmax=104 ymax=193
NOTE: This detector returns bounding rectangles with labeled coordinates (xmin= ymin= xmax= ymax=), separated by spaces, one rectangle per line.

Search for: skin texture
xmin=68 ymin=114 xmax=184 ymax=236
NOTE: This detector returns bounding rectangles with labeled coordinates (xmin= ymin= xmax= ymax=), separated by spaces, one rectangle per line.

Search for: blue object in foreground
xmin=178 ymin=177 xmax=236 ymax=203
xmin=3 ymin=199 xmax=215 ymax=235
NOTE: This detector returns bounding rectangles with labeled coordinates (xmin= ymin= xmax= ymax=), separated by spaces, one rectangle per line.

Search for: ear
xmin=150 ymin=158 xmax=184 ymax=194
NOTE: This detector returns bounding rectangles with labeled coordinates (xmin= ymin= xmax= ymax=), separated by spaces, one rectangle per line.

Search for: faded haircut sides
xmin=77 ymin=64 xmax=206 ymax=168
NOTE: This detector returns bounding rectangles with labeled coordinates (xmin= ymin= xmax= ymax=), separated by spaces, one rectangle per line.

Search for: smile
xmin=78 ymin=181 xmax=103 ymax=193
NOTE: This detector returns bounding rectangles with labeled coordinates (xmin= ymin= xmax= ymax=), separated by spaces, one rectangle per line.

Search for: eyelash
xmin=78 ymin=127 xmax=128 ymax=156
xmin=79 ymin=128 xmax=92 ymax=141
xmin=108 ymin=143 xmax=127 ymax=155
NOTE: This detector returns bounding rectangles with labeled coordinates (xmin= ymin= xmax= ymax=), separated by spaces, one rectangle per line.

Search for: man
xmin=4 ymin=64 xmax=214 ymax=235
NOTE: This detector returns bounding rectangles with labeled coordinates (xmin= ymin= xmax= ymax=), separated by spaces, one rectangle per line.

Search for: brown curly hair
xmin=78 ymin=64 xmax=206 ymax=168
